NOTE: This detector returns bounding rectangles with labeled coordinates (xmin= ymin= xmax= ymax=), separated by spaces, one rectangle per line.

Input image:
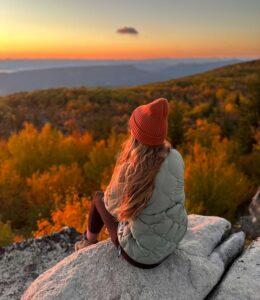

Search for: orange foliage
xmin=224 ymin=102 xmax=236 ymax=113
xmin=13 ymin=235 xmax=25 ymax=243
xmin=26 ymin=163 xmax=85 ymax=210
xmin=33 ymin=192 xmax=110 ymax=241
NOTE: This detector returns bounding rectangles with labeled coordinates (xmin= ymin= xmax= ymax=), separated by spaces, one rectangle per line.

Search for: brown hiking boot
xmin=74 ymin=239 xmax=98 ymax=251
xmin=74 ymin=230 xmax=98 ymax=251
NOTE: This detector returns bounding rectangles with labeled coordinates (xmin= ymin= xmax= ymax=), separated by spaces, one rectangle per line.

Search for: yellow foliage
xmin=25 ymin=163 xmax=85 ymax=229
xmin=84 ymin=127 xmax=128 ymax=193
xmin=191 ymin=102 xmax=210 ymax=118
xmin=185 ymin=119 xmax=221 ymax=148
xmin=7 ymin=122 xmax=93 ymax=177
xmin=0 ymin=220 xmax=14 ymax=247
xmin=60 ymin=131 xmax=93 ymax=166
xmin=0 ymin=160 xmax=25 ymax=226
xmin=7 ymin=122 xmax=63 ymax=176
xmin=184 ymin=140 xmax=253 ymax=222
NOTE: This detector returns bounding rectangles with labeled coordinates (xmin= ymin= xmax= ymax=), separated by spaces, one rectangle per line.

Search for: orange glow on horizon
xmin=1 ymin=38 xmax=259 ymax=59
xmin=1 ymin=29 xmax=259 ymax=60
xmin=1 ymin=48 xmax=259 ymax=60
xmin=1 ymin=53 xmax=259 ymax=60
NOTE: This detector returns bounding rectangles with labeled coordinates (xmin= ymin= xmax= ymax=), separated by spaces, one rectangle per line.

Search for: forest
xmin=0 ymin=59 xmax=259 ymax=247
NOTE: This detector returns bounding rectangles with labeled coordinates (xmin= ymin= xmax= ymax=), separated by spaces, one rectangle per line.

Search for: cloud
xmin=116 ymin=26 xmax=138 ymax=35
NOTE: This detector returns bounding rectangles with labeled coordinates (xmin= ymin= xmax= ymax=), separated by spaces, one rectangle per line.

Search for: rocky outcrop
xmin=0 ymin=227 xmax=81 ymax=300
xmin=232 ymin=186 xmax=260 ymax=239
xmin=21 ymin=214 xmax=245 ymax=300
xmin=209 ymin=237 xmax=260 ymax=300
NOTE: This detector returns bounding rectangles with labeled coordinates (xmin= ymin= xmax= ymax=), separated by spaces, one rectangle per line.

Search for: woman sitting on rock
xmin=74 ymin=98 xmax=188 ymax=269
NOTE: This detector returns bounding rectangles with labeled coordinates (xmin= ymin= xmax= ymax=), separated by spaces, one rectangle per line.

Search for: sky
xmin=1 ymin=0 xmax=260 ymax=59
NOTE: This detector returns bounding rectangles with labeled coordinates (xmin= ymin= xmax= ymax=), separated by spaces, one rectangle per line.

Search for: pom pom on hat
xmin=129 ymin=98 xmax=169 ymax=145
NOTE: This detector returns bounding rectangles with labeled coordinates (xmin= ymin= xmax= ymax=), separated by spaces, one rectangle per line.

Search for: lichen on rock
xmin=0 ymin=226 xmax=81 ymax=300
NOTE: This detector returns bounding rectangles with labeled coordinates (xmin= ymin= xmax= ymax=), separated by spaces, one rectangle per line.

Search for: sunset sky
xmin=1 ymin=0 xmax=260 ymax=59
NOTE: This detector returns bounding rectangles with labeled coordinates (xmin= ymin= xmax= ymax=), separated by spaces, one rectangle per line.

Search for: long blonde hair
xmin=106 ymin=126 xmax=172 ymax=222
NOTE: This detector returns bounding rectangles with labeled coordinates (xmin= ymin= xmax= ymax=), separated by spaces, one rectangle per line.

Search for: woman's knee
xmin=92 ymin=190 xmax=104 ymax=198
xmin=93 ymin=191 xmax=104 ymax=203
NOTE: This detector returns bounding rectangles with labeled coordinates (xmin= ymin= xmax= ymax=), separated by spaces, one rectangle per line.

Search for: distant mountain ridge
xmin=0 ymin=58 xmax=248 ymax=73
xmin=0 ymin=59 xmax=243 ymax=95
xmin=0 ymin=59 xmax=259 ymax=139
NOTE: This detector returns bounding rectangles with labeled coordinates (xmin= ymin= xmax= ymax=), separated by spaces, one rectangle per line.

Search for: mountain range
xmin=0 ymin=59 xmax=246 ymax=95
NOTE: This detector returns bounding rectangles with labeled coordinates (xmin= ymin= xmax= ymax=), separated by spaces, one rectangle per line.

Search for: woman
xmin=74 ymin=98 xmax=188 ymax=269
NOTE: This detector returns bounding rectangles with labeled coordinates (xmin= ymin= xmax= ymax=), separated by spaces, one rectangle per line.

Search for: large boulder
xmin=0 ymin=227 xmax=81 ymax=300
xmin=21 ymin=214 xmax=245 ymax=300
xmin=209 ymin=237 xmax=260 ymax=300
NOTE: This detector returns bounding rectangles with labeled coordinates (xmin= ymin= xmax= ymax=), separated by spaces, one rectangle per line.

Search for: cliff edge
xmin=1 ymin=214 xmax=259 ymax=300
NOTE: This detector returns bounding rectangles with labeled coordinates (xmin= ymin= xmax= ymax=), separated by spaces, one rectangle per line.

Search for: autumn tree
xmin=25 ymin=163 xmax=85 ymax=230
xmin=8 ymin=122 xmax=64 ymax=177
xmin=185 ymin=119 xmax=221 ymax=149
xmin=33 ymin=192 xmax=109 ymax=241
xmin=0 ymin=219 xmax=14 ymax=247
xmin=0 ymin=160 xmax=26 ymax=228
xmin=184 ymin=140 xmax=253 ymax=222
xmin=84 ymin=127 xmax=128 ymax=195
xmin=168 ymin=100 xmax=186 ymax=147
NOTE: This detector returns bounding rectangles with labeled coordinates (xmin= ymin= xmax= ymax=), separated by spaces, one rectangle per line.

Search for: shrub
xmin=0 ymin=160 xmax=26 ymax=228
xmin=184 ymin=141 xmax=253 ymax=222
xmin=26 ymin=163 xmax=85 ymax=230
xmin=0 ymin=220 xmax=14 ymax=247
xmin=33 ymin=192 xmax=109 ymax=241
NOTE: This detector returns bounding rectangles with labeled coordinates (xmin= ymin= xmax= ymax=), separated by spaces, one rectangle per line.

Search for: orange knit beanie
xmin=129 ymin=98 xmax=169 ymax=145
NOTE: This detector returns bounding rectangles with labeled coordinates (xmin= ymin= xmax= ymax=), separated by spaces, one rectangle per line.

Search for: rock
xmin=0 ymin=227 xmax=81 ymax=300
xmin=209 ymin=237 xmax=260 ymax=300
xmin=21 ymin=214 xmax=245 ymax=300
xmin=233 ymin=215 xmax=260 ymax=239
xmin=232 ymin=186 xmax=260 ymax=239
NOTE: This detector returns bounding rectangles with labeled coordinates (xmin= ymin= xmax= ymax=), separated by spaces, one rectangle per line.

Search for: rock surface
xmin=21 ymin=214 xmax=245 ymax=300
xmin=0 ymin=227 xmax=81 ymax=300
xmin=232 ymin=186 xmax=260 ymax=239
xmin=209 ymin=237 xmax=260 ymax=300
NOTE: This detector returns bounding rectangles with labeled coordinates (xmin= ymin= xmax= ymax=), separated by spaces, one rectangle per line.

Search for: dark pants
xmin=88 ymin=190 xmax=162 ymax=269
